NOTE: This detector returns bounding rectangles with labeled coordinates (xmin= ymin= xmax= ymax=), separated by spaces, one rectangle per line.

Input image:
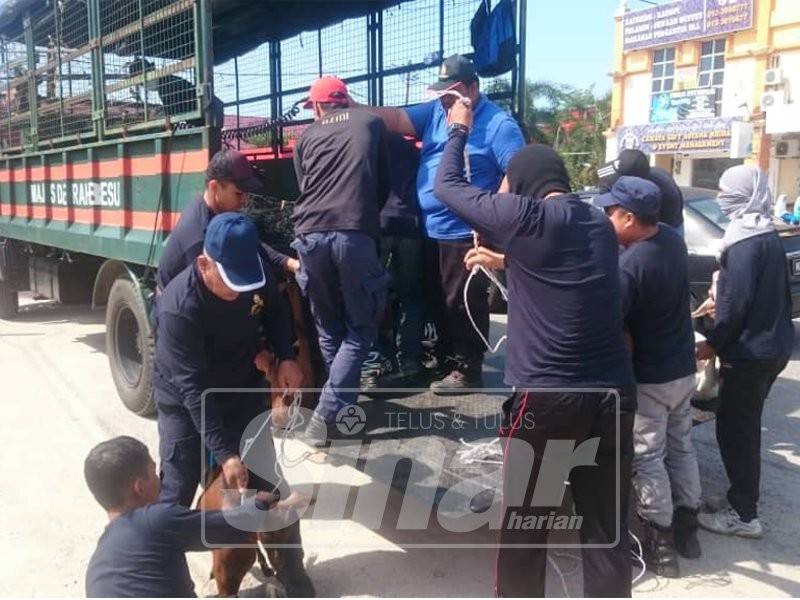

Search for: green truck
xmin=0 ymin=0 xmax=527 ymax=415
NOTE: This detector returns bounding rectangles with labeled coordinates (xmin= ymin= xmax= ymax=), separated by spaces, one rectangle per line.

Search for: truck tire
xmin=0 ymin=281 xmax=18 ymax=319
xmin=106 ymin=278 xmax=155 ymax=416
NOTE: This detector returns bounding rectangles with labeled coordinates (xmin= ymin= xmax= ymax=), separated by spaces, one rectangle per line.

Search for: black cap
xmin=205 ymin=149 xmax=263 ymax=194
xmin=428 ymin=54 xmax=478 ymax=91
xmin=597 ymin=149 xmax=651 ymax=190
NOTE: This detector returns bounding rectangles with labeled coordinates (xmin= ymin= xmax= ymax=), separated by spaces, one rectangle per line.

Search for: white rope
xmin=239 ymin=389 xmax=312 ymax=501
xmin=456 ymin=437 xmax=504 ymax=465
xmin=240 ymin=389 xmax=311 ymax=571
xmin=464 ymin=264 xmax=508 ymax=354
xmin=630 ymin=530 xmax=647 ymax=585
xmin=548 ymin=555 xmax=571 ymax=598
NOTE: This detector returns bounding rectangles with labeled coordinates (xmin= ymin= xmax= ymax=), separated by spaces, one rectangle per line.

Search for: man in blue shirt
xmin=352 ymin=54 xmax=525 ymax=393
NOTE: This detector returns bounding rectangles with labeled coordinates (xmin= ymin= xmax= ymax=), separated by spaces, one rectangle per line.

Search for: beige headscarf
xmin=717 ymin=165 xmax=775 ymax=250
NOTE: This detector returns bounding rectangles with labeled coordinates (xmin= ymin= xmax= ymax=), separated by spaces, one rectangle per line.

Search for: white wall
xmin=622 ymin=72 xmax=652 ymax=126
xmin=775 ymin=49 xmax=800 ymax=104
xmin=672 ymin=157 xmax=694 ymax=187
xmin=721 ymin=57 xmax=758 ymax=117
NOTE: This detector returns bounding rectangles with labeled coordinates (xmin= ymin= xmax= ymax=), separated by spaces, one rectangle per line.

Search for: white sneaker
xmin=697 ymin=507 xmax=763 ymax=538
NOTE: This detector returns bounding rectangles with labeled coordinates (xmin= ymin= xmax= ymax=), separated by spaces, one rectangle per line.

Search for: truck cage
xmin=0 ymin=0 xmax=528 ymax=159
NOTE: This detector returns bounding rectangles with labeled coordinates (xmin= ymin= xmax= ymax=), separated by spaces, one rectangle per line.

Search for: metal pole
xmin=234 ymin=56 xmax=240 ymax=141
xmin=23 ymin=14 xmax=37 ymax=150
xmin=136 ymin=0 xmax=148 ymax=122
xmin=517 ymin=0 xmax=527 ymax=125
xmin=88 ymin=0 xmax=105 ymax=141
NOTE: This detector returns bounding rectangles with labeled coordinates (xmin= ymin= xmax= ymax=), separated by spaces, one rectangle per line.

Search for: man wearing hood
xmin=695 ymin=165 xmax=794 ymax=538
xmin=435 ymin=100 xmax=636 ymax=597
xmin=598 ymin=148 xmax=685 ymax=233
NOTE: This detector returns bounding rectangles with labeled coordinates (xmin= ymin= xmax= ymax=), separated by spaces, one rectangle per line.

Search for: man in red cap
xmin=292 ymin=76 xmax=391 ymax=445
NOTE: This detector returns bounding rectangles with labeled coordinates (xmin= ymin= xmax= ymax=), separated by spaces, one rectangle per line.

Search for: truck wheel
xmin=106 ymin=278 xmax=155 ymax=416
xmin=0 ymin=281 xmax=18 ymax=319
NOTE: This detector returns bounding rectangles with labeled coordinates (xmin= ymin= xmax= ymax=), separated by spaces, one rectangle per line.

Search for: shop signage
xmin=650 ymin=88 xmax=718 ymax=123
xmin=623 ymin=0 xmax=754 ymax=52
xmin=617 ymin=117 xmax=747 ymax=155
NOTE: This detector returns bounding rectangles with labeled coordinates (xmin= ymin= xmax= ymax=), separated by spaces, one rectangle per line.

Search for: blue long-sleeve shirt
xmin=434 ymin=130 xmax=634 ymax=392
xmin=153 ymin=262 xmax=295 ymax=462
xmin=707 ymin=232 xmax=794 ymax=362
xmin=86 ymin=497 xmax=279 ymax=597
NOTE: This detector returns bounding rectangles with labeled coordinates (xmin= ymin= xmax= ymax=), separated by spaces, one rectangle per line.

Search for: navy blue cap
xmin=206 ymin=149 xmax=263 ymax=194
xmin=595 ymin=176 xmax=662 ymax=219
xmin=203 ymin=213 xmax=265 ymax=292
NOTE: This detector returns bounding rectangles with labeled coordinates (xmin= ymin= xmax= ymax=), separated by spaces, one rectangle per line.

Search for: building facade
xmin=607 ymin=0 xmax=800 ymax=204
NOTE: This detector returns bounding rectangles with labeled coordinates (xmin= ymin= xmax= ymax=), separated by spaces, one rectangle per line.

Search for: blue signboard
xmin=618 ymin=117 xmax=742 ymax=155
xmin=624 ymin=0 xmax=754 ymax=52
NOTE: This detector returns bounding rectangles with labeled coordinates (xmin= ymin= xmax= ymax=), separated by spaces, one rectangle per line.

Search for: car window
xmin=688 ymin=197 xmax=730 ymax=230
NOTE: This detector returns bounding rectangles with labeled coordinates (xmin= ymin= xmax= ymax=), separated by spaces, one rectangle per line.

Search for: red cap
xmin=304 ymin=76 xmax=349 ymax=109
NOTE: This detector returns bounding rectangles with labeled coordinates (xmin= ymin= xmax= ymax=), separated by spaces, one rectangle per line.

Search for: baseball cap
xmin=303 ymin=75 xmax=349 ymax=109
xmin=204 ymin=213 xmax=265 ymax=292
xmin=597 ymin=149 xmax=651 ymax=190
xmin=206 ymin=149 xmax=263 ymax=194
xmin=595 ymin=176 xmax=662 ymax=220
xmin=428 ymin=54 xmax=478 ymax=91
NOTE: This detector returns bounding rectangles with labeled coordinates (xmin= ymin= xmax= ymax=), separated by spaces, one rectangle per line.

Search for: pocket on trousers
xmin=164 ymin=434 xmax=200 ymax=467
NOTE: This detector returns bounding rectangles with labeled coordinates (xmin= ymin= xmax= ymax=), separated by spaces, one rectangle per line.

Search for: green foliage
xmin=485 ymin=78 xmax=612 ymax=190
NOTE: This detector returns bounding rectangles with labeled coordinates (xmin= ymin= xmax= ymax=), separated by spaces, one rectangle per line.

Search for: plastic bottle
xmin=795 ymin=196 xmax=800 ymax=219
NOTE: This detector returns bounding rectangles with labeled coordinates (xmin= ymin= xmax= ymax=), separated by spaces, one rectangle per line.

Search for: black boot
xmin=673 ymin=506 xmax=702 ymax=559
xmin=640 ymin=519 xmax=680 ymax=578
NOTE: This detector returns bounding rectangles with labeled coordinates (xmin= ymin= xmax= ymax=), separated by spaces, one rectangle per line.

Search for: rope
xmin=456 ymin=437 xmax=504 ymax=466
xmin=630 ymin=530 xmax=647 ymax=585
xmin=464 ymin=264 xmax=508 ymax=353
xmin=239 ymin=389 xmax=313 ymax=501
xmin=239 ymin=389 xmax=313 ymax=572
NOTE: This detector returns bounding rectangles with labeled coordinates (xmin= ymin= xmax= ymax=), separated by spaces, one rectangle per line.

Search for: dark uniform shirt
xmin=152 ymin=262 xmax=294 ymax=462
xmin=86 ymin=498 xmax=276 ymax=598
xmin=379 ymin=134 xmax=421 ymax=238
xmin=647 ymin=167 xmax=684 ymax=229
xmin=157 ymin=195 xmax=288 ymax=291
xmin=619 ymin=225 xmax=696 ymax=384
xmin=434 ymin=131 xmax=635 ymax=392
xmin=707 ymin=232 xmax=795 ymax=361
xmin=292 ymin=107 xmax=390 ymax=238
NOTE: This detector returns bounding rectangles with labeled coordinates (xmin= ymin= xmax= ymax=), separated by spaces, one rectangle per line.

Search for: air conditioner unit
xmin=762 ymin=90 xmax=786 ymax=111
xmin=775 ymin=139 xmax=800 ymax=159
xmin=764 ymin=68 xmax=784 ymax=87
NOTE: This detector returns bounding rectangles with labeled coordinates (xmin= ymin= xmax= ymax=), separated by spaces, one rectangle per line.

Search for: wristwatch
xmin=447 ymin=122 xmax=470 ymax=137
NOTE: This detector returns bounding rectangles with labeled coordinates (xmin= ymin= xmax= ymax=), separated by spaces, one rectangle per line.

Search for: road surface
xmin=1 ymin=294 xmax=798 ymax=597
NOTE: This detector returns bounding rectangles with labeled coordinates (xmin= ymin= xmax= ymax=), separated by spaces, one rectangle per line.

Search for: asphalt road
xmin=1 ymin=294 xmax=799 ymax=597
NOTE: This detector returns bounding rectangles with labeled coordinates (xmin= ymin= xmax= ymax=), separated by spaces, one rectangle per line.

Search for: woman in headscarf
xmin=696 ymin=164 xmax=794 ymax=538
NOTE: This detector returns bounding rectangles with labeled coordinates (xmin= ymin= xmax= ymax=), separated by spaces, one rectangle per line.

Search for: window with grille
xmin=698 ymin=38 xmax=725 ymax=115
xmin=652 ymin=47 xmax=676 ymax=95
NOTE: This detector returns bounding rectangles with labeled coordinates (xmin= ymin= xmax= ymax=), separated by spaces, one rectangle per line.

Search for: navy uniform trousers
xmin=156 ymin=384 xmax=286 ymax=507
